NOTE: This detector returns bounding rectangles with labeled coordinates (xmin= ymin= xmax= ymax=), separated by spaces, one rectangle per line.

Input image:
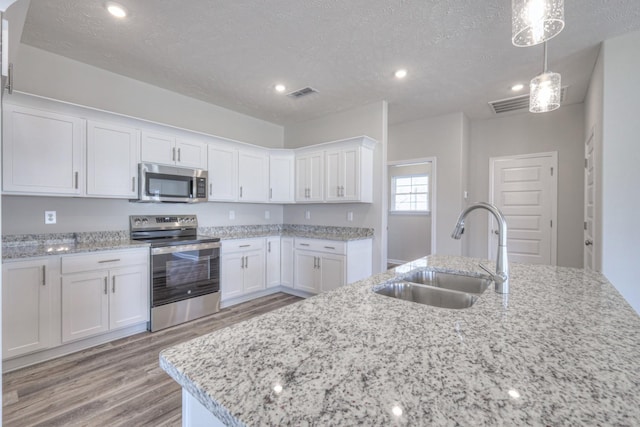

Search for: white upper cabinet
xmin=269 ymin=151 xmax=295 ymax=203
xmin=325 ymin=137 xmax=375 ymax=203
xmin=3 ymin=104 xmax=84 ymax=195
xmin=86 ymin=120 xmax=140 ymax=198
xmin=141 ymin=130 xmax=206 ymax=169
xmin=238 ymin=148 xmax=269 ymax=202
xmin=295 ymin=151 xmax=324 ymax=203
xmin=208 ymin=142 xmax=238 ymax=201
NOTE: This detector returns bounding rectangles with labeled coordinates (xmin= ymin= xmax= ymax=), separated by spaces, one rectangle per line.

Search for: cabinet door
xmin=141 ymin=131 xmax=176 ymax=165
xmin=307 ymin=152 xmax=324 ymax=202
xmin=295 ymin=155 xmax=309 ymax=201
xmin=221 ymin=253 xmax=244 ymax=301
xmin=325 ymin=149 xmax=341 ymax=201
xmin=2 ymin=259 xmax=51 ymax=359
xmin=109 ymin=266 xmax=149 ymax=330
xmin=319 ymin=254 xmax=346 ymax=293
xmin=266 ymin=237 xmax=281 ymax=288
xmin=341 ymin=147 xmax=360 ymax=201
xmin=243 ymin=250 xmax=266 ymax=293
xmin=3 ymin=105 xmax=83 ymax=195
xmin=238 ymin=149 xmax=269 ymax=202
xmin=294 ymin=251 xmax=318 ymax=294
xmin=61 ymin=272 xmax=110 ymax=343
xmin=269 ymin=153 xmax=295 ymax=203
xmin=176 ymin=138 xmax=207 ymax=169
xmin=280 ymin=238 xmax=294 ymax=288
xmin=86 ymin=121 xmax=140 ymax=198
xmin=208 ymin=144 xmax=238 ymax=201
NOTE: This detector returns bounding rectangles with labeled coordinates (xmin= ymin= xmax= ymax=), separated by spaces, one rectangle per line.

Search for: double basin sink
xmin=374 ymin=270 xmax=491 ymax=309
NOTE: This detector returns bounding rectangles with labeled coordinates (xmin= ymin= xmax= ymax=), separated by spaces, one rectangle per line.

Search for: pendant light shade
xmin=529 ymin=42 xmax=561 ymax=113
xmin=512 ymin=0 xmax=565 ymax=47
xmin=529 ymin=71 xmax=561 ymax=113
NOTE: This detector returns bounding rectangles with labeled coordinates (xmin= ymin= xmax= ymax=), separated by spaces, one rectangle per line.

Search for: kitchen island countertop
xmin=162 ymin=254 xmax=640 ymax=425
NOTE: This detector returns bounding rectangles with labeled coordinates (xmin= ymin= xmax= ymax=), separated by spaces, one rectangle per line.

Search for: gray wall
xmin=388 ymin=112 xmax=468 ymax=256
xmin=13 ymin=44 xmax=284 ymax=148
xmin=467 ymin=104 xmax=586 ymax=268
xmin=2 ymin=196 xmax=283 ymax=235
xmin=387 ymin=162 xmax=432 ymax=263
xmin=283 ymin=101 xmax=388 ymax=273
xmin=599 ymin=30 xmax=640 ymax=313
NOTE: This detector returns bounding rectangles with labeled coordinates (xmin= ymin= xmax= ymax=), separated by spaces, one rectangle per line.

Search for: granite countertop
xmin=200 ymin=224 xmax=374 ymax=241
xmin=160 ymin=255 xmax=640 ymax=426
xmin=2 ymin=231 xmax=149 ymax=261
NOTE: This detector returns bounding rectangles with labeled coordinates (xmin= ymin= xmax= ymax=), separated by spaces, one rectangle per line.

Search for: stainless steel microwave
xmin=136 ymin=163 xmax=208 ymax=203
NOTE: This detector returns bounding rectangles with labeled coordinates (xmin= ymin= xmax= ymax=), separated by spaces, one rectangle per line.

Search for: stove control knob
xmin=133 ymin=218 xmax=142 ymax=226
xmin=142 ymin=218 xmax=149 ymax=225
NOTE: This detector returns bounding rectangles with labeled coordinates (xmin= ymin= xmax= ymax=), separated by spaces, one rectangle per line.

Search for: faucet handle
xmin=478 ymin=263 xmax=493 ymax=277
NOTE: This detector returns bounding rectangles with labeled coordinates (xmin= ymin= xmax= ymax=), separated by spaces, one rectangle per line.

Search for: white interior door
xmin=490 ymin=152 xmax=558 ymax=265
xmin=584 ymin=129 xmax=596 ymax=270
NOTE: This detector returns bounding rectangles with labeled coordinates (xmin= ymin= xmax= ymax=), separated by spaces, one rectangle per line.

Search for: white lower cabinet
xmin=221 ymin=238 xmax=266 ymax=301
xmin=266 ymin=237 xmax=281 ymax=288
xmin=293 ymin=238 xmax=372 ymax=294
xmin=280 ymin=237 xmax=294 ymax=288
xmin=60 ymin=249 xmax=149 ymax=343
xmin=2 ymin=258 xmax=54 ymax=359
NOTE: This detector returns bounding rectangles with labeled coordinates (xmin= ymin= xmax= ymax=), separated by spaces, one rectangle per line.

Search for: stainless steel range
xmin=130 ymin=215 xmax=220 ymax=332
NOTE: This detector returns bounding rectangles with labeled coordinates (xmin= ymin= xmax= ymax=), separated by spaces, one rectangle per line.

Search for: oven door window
xmin=146 ymin=173 xmax=193 ymax=198
xmin=152 ymin=247 xmax=220 ymax=306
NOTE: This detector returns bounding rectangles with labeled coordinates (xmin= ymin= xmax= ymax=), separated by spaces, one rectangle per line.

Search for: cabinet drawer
xmin=294 ymin=238 xmax=346 ymax=255
xmin=221 ymin=238 xmax=265 ymax=254
xmin=61 ymin=249 xmax=149 ymax=274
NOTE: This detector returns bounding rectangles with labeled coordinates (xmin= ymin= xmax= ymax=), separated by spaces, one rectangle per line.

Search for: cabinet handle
xmin=177 ymin=148 xmax=181 ymax=162
xmin=241 ymin=256 xmax=245 ymax=269
xmin=112 ymin=276 xmax=116 ymax=293
xmin=268 ymin=241 xmax=271 ymax=253
xmin=239 ymin=244 xmax=251 ymax=248
xmin=245 ymin=256 xmax=249 ymax=269
xmin=209 ymin=183 xmax=213 ymax=196
xmin=337 ymin=185 xmax=341 ymax=197
xmin=300 ymin=243 xmax=310 ymax=247
xmin=132 ymin=177 xmax=136 ymax=192
xmin=317 ymin=257 xmax=321 ymax=269
xmin=324 ymin=246 xmax=336 ymax=250
xmin=172 ymin=147 xmax=176 ymax=161
xmin=5 ymin=63 xmax=13 ymax=94
xmin=306 ymin=188 xmax=310 ymax=198
xmin=240 ymin=186 xmax=243 ymax=198
xmin=41 ymin=265 xmax=46 ymax=286
xmin=74 ymin=171 xmax=79 ymax=189
xmin=270 ymin=188 xmax=273 ymax=199
xmin=98 ymin=259 xmax=121 ymax=263
xmin=341 ymin=186 xmax=345 ymax=197
xmin=104 ymin=277 xmax=108 ymax=295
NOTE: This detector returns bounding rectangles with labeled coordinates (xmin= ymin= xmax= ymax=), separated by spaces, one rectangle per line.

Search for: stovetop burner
xmin=129 ymin=214 xmax=219 ymax=246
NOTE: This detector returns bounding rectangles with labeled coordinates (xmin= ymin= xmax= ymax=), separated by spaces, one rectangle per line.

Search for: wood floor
xmin=2 ymin=292 xmax=302 ymax=427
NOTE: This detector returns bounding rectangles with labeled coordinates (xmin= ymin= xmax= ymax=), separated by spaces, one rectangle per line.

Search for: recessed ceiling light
xmin=106 ymin=2 xmax=128 ymax=18
xmin=394 ymin=69 xmax=408 ymax=79
xmin=511 ymin=83 xmax=525 ymax=92
xmin=275 ymin=84 xmax=286 ymax=93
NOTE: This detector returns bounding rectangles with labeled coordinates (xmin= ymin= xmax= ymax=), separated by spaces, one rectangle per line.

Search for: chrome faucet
xmin=451 ymin=202 xmax=509 ymax=294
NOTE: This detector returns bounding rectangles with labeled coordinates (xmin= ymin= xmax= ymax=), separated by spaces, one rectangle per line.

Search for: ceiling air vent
xmin=287 ymin=87 xmax=319 ymax=98
xmin=489 ymin=86 xmax=568 ymax=114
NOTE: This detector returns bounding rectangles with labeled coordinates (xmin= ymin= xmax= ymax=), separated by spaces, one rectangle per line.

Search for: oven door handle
xmin=151 ymin=241 xmax=221 ymax=255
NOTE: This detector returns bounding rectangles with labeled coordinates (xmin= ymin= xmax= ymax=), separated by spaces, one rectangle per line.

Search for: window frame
xmin=389 ymin=173 xmax=430 ymax=214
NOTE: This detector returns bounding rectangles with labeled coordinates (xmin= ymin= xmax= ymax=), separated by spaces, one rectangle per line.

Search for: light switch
xmin=347 ymin=211 xmax=354 ymax=222
xmin=264 ymin=210 xmax=271 ymax=220
xmin=45 ymin=211 xmax=57 ymax=224
xmin=305 ymin=210 xmax=311 ymax=220
xmin=229 ymin=210 xmax=235 ymax=220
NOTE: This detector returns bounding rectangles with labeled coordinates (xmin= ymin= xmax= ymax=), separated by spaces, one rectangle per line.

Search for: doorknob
xmin=585 ymin=239 xmax=593 ymax=246
xmin=493 ymin=230 xmax=499 ymax=235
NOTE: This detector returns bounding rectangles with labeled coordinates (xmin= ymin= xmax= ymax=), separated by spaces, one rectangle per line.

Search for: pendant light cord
xmin=543 ymin=42 xmax=548 ymax=73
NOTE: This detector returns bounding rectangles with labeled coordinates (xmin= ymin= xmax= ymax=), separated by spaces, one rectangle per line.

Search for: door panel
xmin=491 ymin=153 xmax=557 ymax=265
xmin=584 ymin=130 xmax=596 ymax=270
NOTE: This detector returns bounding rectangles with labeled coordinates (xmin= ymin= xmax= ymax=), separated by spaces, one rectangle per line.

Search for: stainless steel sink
xmin=374 ymin=281 xmax=479 ymax=309
xmin=401 ymin=271 xmax=491 ymax=295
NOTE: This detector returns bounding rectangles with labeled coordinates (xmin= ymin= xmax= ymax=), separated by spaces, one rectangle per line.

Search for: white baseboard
xmin=220 ymin=285 xmax=312 ymax=309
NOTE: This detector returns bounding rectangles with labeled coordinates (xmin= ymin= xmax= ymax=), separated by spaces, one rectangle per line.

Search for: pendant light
xmin=529 ymin=42 xmax=561 ymax=113
xmin=512 ymin=0 xmax=564 ymax=47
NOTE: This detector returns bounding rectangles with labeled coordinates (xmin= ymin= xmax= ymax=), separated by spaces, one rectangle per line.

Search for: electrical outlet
xmin=45 ymin=211 xmax=57 ymax=224
xmin=264 ymin=210 xmax=271 ymax=220
xmin=305 ymin=210 xmax=311 ymax=220
xmin=347 ymin=211 xmax=354 ymax=222
xmin=229 ymin=210 xmax=235 ymax=220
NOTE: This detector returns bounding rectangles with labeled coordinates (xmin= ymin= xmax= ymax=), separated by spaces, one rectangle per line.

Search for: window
xmin=391 ymin=174 xmax=429 ymax=212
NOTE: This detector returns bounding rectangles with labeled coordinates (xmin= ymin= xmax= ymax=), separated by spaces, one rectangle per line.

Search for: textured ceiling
xmin=18 ymin=0 xmax=640 ymax=125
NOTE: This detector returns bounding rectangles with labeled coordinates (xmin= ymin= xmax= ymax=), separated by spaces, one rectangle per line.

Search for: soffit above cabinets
xmin=18 ymin=0 xmax=640 ymax=125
